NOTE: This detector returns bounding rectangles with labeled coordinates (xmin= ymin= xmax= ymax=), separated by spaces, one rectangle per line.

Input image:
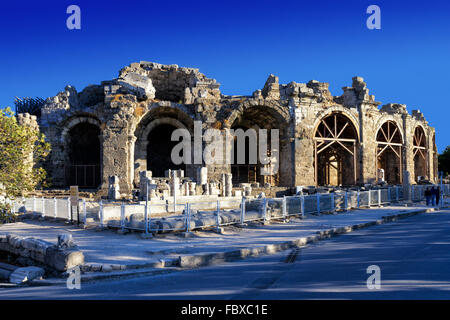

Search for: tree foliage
xmin=0 ymin=107 xmax=51 ymax=199
xmin=438 ymin=146 xmax=450 ymax=177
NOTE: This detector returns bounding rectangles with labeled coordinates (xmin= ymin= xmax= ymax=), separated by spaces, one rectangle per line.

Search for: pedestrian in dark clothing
xmin=431 ymin=186 xmax=437 ymax=206
xmin=436 ymin=186 xmax=441 ymax=206
xmin=425 ymin=187 xmax=431 ymax=206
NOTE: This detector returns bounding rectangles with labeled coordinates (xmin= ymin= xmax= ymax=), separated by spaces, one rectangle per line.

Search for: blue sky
xmin=0 ymin=0 xmax=449 ymax=152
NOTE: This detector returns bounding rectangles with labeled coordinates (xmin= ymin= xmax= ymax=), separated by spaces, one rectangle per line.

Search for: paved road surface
xmin=1 ymin=209 xmax=450 ymax=299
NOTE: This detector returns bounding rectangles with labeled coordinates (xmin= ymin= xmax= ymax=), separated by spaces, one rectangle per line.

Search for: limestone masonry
xmin=22 ymin=61 xmax=437 ymax=195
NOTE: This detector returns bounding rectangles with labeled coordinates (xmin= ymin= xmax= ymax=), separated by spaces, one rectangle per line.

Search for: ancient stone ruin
xmin=19 ymin=61 xmax=438 ymax=196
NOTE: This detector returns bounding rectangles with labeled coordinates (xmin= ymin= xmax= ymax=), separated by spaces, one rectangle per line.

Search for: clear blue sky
xmin=0 ymin=0 xmax=449 ymax=152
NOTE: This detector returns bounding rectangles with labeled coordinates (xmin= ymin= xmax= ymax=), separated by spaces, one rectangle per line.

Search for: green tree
xmin=438 ymin=146 xmax=450 ymax=177
xmin=0 ymin=107 xmax=51 ymax=222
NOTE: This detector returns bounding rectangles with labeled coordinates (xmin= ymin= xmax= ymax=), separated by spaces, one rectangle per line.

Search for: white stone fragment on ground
xmin=9 ymin=266 xmax=45 ymax=284
xmin=57 ymin=234 xmax=75 ymax=249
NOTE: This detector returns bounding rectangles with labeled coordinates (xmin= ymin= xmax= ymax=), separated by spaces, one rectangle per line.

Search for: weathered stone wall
xmin=0 ymin=234 xmax=84 ymax=272
xmin=36 ymin=61 xmax=438 ymax=195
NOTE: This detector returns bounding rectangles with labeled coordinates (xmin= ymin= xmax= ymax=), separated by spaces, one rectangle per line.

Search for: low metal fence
xmin=4 ymin=184 xmax=449 ymax=235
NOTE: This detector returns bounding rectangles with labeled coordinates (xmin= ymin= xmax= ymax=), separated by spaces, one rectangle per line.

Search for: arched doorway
xmin=134 ymin=107 xmax=194 ymax=182
xmin=230 ymin=125 xmax=262 ymax=185
xmin=314 ymin=113 xmax=358 ymax=186
xmin=413 ymin=126 xmax=427 ymax=182
xmin=66 ymin=122 xmax=101 ymax=188
xmin=376 ymin=121 xmax=403 ymax=184
xmin=146 ymin=123 xmax=185 ymax=177
xmin=230 ymin=106 xmax=285 ymax=186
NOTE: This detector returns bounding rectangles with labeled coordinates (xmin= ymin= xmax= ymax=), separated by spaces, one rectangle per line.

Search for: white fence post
xmin=217 ymin=200 xmax=221 ymax=228
xmin=301 ymin=195 xmax=305 ymax=217
xmin=53 ymin=197 xmax=57 ymax=219
xmin=357 ymin=191 xmax=360 ymax=208
xmin=186 ymin=203 xmax=191 ymax=232
xmin=147 ymin=202 xmax=152 ymax=233
xmin=344 ymin=192 xmax=348 ymax=211
xmin=83 ymin=199 xmax=87 ymax=225
xmin=173 ymin=184 xmax=177 ymax=214
xmin=263 ymin=198 xmax=268 ymax=223
xmin=144 ymin=182 xmax=149 ymax=234
xmin=316 ymin=193 xmax=321 ymax=214
xmin=120 ymin=203 xmax=125 ymax=232
xmin=240 ymin=198 xmax=245 ymax=225
xmin=66 ymin=197 xmax=71 ymax=221
xmin=331 ymin=193 xmax=335 ymax=213
xmin=99 ymin=200 xmax=104 ymax=228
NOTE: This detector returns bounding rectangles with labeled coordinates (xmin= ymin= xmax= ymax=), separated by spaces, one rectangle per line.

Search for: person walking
xmin=436 ymin=186 xmax=441 ymax=206
xmin=425 ymin=187 xmax=431 ymax=206
xmin=431 ymin=186 xmax=437 ymax=206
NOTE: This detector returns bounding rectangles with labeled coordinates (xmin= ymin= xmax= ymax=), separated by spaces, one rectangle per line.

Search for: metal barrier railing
xmin=4 ymin=184 xmax=450 ymax=233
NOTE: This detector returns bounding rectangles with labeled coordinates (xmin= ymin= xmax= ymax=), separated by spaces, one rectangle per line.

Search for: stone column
xmin=171 ymin=174 xmax=181 ymax=197
xmin=220 ymin=173 xmax=233 ymax=197
xmin=128 ymin=135 xmax=137 ymax=187
xmin=225 ymin=173 xmax=232 ymax=197
xmin=403 ymin=114 xmax=414 ymax=184
xmin=189 ymin=182 xmax=196 ymax=196
xmin=403 ymin=170 xmax=412 ymax=202
xmin=359 ymin=103 xmax=378 ymax=184
xmin=197 ymin=167 xmax=208 ymax=185
xmin=139 ymin=170 xmax=152 ymax=200
xmin=102 ymin=118 xmax=132 ymax=194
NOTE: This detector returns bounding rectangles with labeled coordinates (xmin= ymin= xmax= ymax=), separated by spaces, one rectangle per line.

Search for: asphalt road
xmin=1 ymin=209 xmax=450 ymax=300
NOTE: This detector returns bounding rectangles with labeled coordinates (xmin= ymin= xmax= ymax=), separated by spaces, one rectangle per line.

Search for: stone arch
xmin=61 ymin=115 xmax=102 ymax=189
xmin=224 ymin=99 xmax=290 ymax=130
xmin=312 ymin=106 xmax=360 ymax=142
xmin=413 ymin=125 xmax=427 ymax=182
xmin=225 ymin=100 xmax=292 ymax=186
xmin=134 ymin=106 xmax=195 ymax=183
xmin=313 ymin=111 xmax=359 ymax=186
xmin=61 ymin=115 xmax=102 ymax=144
xmin=374 ymin=116 xmax=404 ymax=144
xmin=375 ymin=120 xmax=403 ymax=184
